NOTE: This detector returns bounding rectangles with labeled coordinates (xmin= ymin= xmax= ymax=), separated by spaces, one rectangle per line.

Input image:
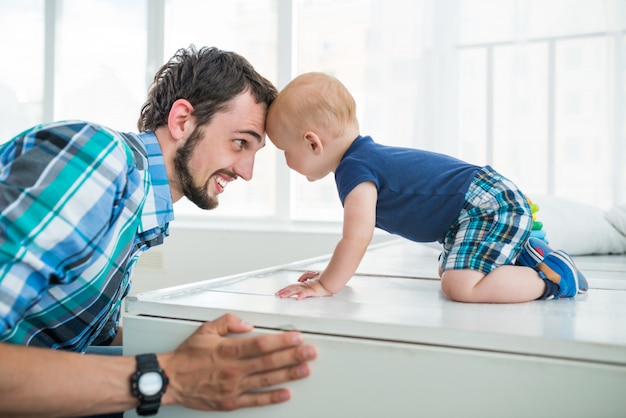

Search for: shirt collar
xmin=136 ymin=131 xmax=175 ymax=232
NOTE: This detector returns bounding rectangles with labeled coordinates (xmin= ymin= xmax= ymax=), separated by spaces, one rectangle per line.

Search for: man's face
xmin=173 ymin=91 xmax=266 ymax=210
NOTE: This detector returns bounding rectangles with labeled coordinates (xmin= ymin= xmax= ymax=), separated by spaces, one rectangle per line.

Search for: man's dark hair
xmin=138 ymin=45 xmax=277 ymax=131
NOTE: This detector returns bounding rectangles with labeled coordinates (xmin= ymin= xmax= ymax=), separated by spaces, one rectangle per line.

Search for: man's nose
xmin=234 ymin=154 xmax=255 ymax=181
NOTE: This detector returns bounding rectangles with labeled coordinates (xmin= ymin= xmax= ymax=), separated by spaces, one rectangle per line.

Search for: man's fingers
xmin=167 ymin=318 xmax=316 ymax=413
xmin=235 ymin=362 xmax=312 ymax=408
xmin=232 ymin=331 xmax=306 ymax=359
xmin=247 ymin=361 xmax=312 ymax=390
xmin=213 ymin=338 xmax=316 ymax=409
xmin=222 ymin=314 xmax=255 ymax=334
xmin=198 ymin=314 xmax=254 ymax=337
xmin=250 ymin=342 xmax=316 ymax=375
xmin=235 ymin=388 xmax=292 ymax=409
xmin=232 ymin=336 xmax=316 ymax=377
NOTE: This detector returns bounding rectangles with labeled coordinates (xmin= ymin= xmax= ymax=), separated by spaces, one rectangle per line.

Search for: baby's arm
xmin=276 ymin=182 xmax=378 ymax=299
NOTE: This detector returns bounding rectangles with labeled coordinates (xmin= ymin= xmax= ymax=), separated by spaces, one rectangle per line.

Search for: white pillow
xmin=531 ymin=195 xmax=626 ymax=255
xmin=606 ymin=204 xmax=626 ymax=236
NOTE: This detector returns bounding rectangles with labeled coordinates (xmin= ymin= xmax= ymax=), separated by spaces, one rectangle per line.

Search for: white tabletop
xmin=126 ymin=240 xmax=626 ymax=366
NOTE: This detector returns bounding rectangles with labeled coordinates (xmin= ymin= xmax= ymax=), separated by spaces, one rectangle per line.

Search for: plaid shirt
xmin=0 ymin=121 xmax=174 ymax=351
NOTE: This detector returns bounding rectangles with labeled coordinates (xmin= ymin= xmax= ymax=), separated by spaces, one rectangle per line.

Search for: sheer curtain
xmin=0 ymin=0 xmax=45 ymax=140
xmin=0 ymin=0 xmax=623 ymax=221
xmin=292 ymin=0 xmax=442 ymax=220
xmin=290 ymin=0 xmax=625 ymax=220
xmin=455 ymin=0 xmax=626 ymax=209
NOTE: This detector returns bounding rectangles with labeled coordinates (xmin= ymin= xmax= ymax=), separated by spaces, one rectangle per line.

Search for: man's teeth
xmin=216 ymin=177 xmax=228 ymax=189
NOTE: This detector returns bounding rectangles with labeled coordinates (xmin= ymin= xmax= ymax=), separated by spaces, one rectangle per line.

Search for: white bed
xmin=124 ymin=236 xmax=626 ymax=418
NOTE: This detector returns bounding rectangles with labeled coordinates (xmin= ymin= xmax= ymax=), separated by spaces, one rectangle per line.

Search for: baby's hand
xmin=297 ymin=271 xmax=321 ymax=282
xmin=276 ymin=274 xmax=332 ymax=300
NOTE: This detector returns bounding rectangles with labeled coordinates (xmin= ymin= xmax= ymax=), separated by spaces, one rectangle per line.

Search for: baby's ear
xmin=304 ymin=131 xmax=323 ymax=155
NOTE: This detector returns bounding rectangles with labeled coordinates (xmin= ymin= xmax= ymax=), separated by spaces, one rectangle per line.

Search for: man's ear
xmin=168 ymin=99 xmax=195 ymax=144
xmin=304 ymin=131 xmax=323 ymax=155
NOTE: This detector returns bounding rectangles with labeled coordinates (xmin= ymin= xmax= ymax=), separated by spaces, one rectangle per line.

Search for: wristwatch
xmin=130 ymin=353 xmax=169 ymax=416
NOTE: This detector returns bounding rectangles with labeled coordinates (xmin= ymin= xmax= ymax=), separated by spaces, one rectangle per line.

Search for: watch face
xmin=138 ymin=371 xmax=164 ymax=396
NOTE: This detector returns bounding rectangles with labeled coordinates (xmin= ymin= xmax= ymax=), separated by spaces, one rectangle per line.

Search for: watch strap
xmin=137 ymin=397 xmax=162 ymax=416
xmin=132 ymin=353 xmax=168 ymax=416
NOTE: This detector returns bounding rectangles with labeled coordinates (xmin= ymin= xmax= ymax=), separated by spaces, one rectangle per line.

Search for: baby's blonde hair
xmin=271 ymin=72 xmax=359 ymax=139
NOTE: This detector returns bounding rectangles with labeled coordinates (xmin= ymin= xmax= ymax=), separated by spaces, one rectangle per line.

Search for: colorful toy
xmin=527 ymin=196 xmax=548 ymax=243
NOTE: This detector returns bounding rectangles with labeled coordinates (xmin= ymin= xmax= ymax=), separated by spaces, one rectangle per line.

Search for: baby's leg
xmin=439 ymin=167 xmax=538 ymax=303
xmin=441 ymin=266 xmax=545 ymax=303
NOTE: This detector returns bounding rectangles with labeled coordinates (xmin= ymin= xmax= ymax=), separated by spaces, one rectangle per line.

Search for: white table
xmin=124 ymin=240 xmax=626 ymax=417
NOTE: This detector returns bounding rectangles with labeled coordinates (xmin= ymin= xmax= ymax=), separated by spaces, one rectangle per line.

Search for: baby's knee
xmin=440 ymin=270 xmax=482 ymax=302
xmin=441 ymin=276 xmax=468 ymax=302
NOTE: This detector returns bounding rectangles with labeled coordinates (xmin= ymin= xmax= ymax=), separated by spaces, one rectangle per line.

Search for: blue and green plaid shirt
xmin=0 ymin=121 xmax=174 ymax=351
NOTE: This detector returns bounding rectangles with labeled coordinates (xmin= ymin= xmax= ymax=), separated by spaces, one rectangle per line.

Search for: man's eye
xmin=234 ymin=139 xmax=246 ymax=148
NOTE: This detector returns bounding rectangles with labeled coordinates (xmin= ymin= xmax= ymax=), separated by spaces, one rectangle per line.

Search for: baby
xmin=266 ymin=72 xmax=587 ymax=303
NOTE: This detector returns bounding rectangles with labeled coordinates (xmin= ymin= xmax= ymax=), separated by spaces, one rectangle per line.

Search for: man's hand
xmin=159 ymin=313 xmax=316 ymax=411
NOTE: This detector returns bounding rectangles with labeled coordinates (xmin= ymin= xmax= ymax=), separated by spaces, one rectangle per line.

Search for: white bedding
xmin=532 ymin=195 xmax=626 ymax=255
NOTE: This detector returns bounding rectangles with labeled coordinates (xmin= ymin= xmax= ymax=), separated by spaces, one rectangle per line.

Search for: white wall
xmin=130 ymin=224 xmax=394 ymax=295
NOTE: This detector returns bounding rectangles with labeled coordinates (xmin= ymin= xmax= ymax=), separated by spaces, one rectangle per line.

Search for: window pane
xmin=0 ymin=0 xmax=44 ymax=142
xmin=460 ymin=0 xmax=626 ymax=45
xmin=458 ymin=1 xmax=624 ymax=209
xmin=555 ymin=37 xmax=611 ymax=207
xmin=293 ymin=0 xmax=425 ymax=221
xmin=492 ymin=43 xmax=549 ymax=194
xmin=621 ymin=36 xmax=626 ymax=206
xmin=458 ymin=48 xmax=488 ymax=165
xmin=54 ymin=0 xmax=147 ymax=132
xmin=164 ymin=0 xmax=278 ymax=218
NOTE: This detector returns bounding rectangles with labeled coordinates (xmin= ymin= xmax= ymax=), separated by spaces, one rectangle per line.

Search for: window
xmin=54 ymin=0 xmax=147 ymax=131
xmin=457 ymin=0 xmax=626 ymax=209
xmin=0 ymin=0 xmax=624 ymax=224
xmin=292 ymin=0 xmax=427 ymax=220
xmin=164 ymin=0 xmax=279 ymax=218
xmin=0 ymin=0 xmax=45 ymax=140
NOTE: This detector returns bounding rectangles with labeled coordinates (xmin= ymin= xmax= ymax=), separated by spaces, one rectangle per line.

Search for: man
xmin=0 ymin=46 xmax=316 ymax=417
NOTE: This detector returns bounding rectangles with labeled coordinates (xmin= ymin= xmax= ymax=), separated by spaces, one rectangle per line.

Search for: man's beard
xmin=173 ymin=127 xmax=218 ymax=210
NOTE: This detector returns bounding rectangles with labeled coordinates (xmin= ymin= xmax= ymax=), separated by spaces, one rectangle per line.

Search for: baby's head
xmin=266 ymin=72 xmax=359 ymax=181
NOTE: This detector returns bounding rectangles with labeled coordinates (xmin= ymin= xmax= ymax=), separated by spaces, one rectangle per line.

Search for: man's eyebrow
xmin=239 ymin=130 xmax=263 ymax=143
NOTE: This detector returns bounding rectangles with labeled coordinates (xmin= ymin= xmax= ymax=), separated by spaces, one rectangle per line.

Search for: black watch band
xmin=131 ymin=353 xmax=169 ymax=416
